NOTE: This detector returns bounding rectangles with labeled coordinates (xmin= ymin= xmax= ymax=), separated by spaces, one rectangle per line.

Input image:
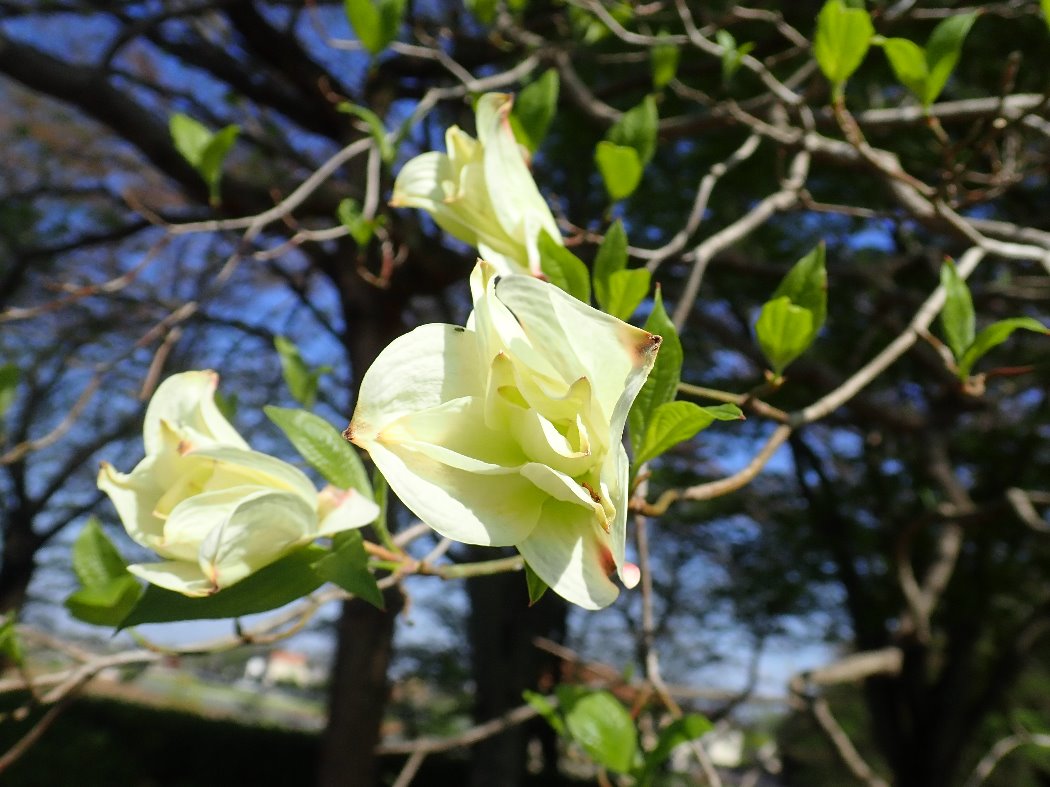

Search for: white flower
xmin=98 ymin=371 xmax=379 ymax=596
xmin=348 ymin=262 xmax=660 ymax=609
xmin=390 ymin=93 xmax=562 ymax=276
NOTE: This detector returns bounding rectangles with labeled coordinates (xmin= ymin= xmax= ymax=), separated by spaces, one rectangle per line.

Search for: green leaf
xmin=72 ymin=517 xmax=129 ymax=588
xmin=465 ymin=0 xmax=498 ymax=24
xmin=510 ymin=70 xmax=559 ymax=153
xmin=629 ymin=288 xmax=682 ymax=453
xmin=593 ymin=220 xmax=628 ymax=309
xmin=121 ymin=546 xmax=328 ymax=627
xmin=755 ymin=244 xmax=827 ymax=374
xmin=1043 ymin=0 xmax=1050 ymax=32
xmin=939 ymin=259 xmax=975 ymax=360
xmin=634 ymin=401 xmax=743 ymax=468
xmin=716 ymin=29 xmax=754 ymax=84
xmin=957 ymin=317 xmax=1048 ymax=378
xmin=344 ymin=0 xmax=405 ymax=55
xmin=644 ymin=714 xmax=714 ymax=775
xmin=337 ymin=198 xmax=376 ymax=247
xmin=595 ymin=142 xmax=643 ymax=202
xmin=337 ymin=102 xmax=394 ymax=163
xmin=265 ymin=406 xmax=373 ymax=496
xmin=0 ymin=364 xmax=18 ymax=418
xmin=756 ymin=297 xmax=815 ymax=374
xmin=923 ymin=12 xmax=976 ymax=106
xmin=882 ymin=37 xmax=928 ymax=100
xmin=67 ymin=576 xmax=142 ymax=627
xmin=813 ymin=0 xmax=874 ymax=90
xmin=650 ymin=35 xmax=680 ymax=89
xmin=169 ymin=114 xmax=239 ymax=205
xmin=558 ymin=687 xmax=639 ymax=774
xmin=607 ymin=95 xmax=658 ymax=166
xmin=313 ymin=530 xmax=384 ymax=610
xmin=524 ymin=561 xmax=549 ymax=605
xmin=537 ymin=230 xmax=591 ymax=303
xmin=274 ymin=335 xmax=329 ymax=409
xmin=523 ymin=690 xmax=565 ymax=735
xmin=0 ymin=616 xmax=23 ymax=666
xmin=603 ymin=269 xmax=651 ymax=321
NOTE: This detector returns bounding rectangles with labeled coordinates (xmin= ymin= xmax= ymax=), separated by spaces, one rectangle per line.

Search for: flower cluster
xmin=99 ymin=372 xmax=378 ymax=596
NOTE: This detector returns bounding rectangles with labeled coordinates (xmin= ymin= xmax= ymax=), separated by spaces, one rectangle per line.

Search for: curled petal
xmin=127 ymin=560 xmax=214 ymax=597
xmin=317 ymin=486 xmax=380 ymax=537
xmin=143 ymin=370 xmax=248 ymax=455
xmin=98 ymin=459 xmax=166 ymax=551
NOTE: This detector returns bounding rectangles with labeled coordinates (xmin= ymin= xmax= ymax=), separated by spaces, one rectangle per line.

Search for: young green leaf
xmin=643 ymin=714 xmax=714 ymax=776
xmin=651 ymin=35 xmax=680 ymax=89
xmin=524 ymin=561 xmax=549 ymax=605
xmin=274 ymin=335 xmax=329 ymax=409
xmin=595 ymin=141 xmax=643 ymax=201
xmin=344 ymin=0 xmax=405 ymax=55
xmin=523 ymin=690 xmax=565 ymax=735
xmin=593 ymin=220 xmax=628 ymax=309
xmin=755 ymin=244 xmax=828 ymax=374
xmin=67 ymin=576 xmax=142 ymax=627
xmin=337 ymin=198 xmax=376 ymax=247
xmin=121 ymin=546 xmax=327 ymax=627
xmin=629 ymin=287 xmax=682 ymax=452
xmin=0 ymin=364 xmax=18 ymax=419
xmin=558 ymin=688 xmax=639 ymax=774
xmin=923 ymin=12 xmax=976 ymax=107
xmin=607 ymin=95 xmax=658 ymax=166
xmin=465 ymin=0 xmax=498 ymax=24
xmin=510 ymin=69 xmax=560 ymax=152
xmin=72 ymin=517 xmax=129 ymax=588
xmin=1043 ymin=0 xmax=1050 ymax=32
xmin=957 ymin=317 xmax=1048 ymax=378
xmin=882 ymin=37 xmax=928 ymax=100
xmin=634 ymin=400 xmax=743 ymax=468
xmin=337 ymin=102 xmax=394 ymax=163
xmin=169 ymin=114 xmax=239 ymax=204
xmin=716 ymin=29 xmax=755 ymax=84
xmin=265 ymin=406 xmax=373 ymax=496
xmin=603 ymin=268 xmax=651 ymax=321
xmin=537 ymin=230 xmax=591 ymax=303
xmin=313 ymin=530 xmax=384 ymax=609
xmin=170 ymin=113 xmax=212 ymax=168
xmin=939 ymin=259 xmax=975 ymax=360
xmin=0 ymin=616 xmax=24 ymax=667
xmin=813 ymin=0 xmax=874 ymax=91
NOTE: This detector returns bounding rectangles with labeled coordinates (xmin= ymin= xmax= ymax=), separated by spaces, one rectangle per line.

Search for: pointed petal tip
xmin=621 ymin=562 xmax=641 ymax=589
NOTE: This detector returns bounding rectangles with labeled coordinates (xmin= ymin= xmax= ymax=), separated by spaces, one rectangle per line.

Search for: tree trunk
xmin=466 ymin=552 xmax=567 ymax=786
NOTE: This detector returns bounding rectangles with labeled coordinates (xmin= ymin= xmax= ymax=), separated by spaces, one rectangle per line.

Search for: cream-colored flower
xmin=98 ymin=371 xmax=378 ymax=596
xmin=390 ymin=93 xmax=561 ymax=276
xmin=348 ymin=262 xmax=660 ymax=609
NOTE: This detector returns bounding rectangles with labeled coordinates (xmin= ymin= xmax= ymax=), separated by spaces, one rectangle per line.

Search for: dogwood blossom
xmin=390 ymin=93 xmax=562 ymax=276
xmin=98 ymin=371 xmax=378 ymax=596
xmin=347 ymin=262 xmax=660 ymax=609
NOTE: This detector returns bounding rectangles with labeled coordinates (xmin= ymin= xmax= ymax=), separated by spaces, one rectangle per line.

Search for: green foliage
xmin=1043 ymin=0 xmax=1050 ymax=32
xmin=632 ymin=401 xmax=743 ymax=469
xmin=607 ymin=95 xmax=658 ymax=166
xmin=510 ymin=69 xmax=559 ymax=152
xmin=313 ymin=530 xmax=384 ymax=609
xmin=592 ymin=221 xmax=650 ymax=319
xmin=343 ymin=0 xmax=405 ymax=55
xmin=0 ymin=363 xmax=18 ymax=419
xmin=337 ymin=198 xmax=377 ymax=248
xmin=650 ymin=34 xmax=680 ymax=89
xmin=639 ymin=714 xmax=714 ymax=783
xmin=169 ymin=114 xmax=239 ymax=205
xmin=337 ymin=102 xmax=395 ymax=163
xmin=958 ymin=318 xmax=1048 ymax=378
xmin=265 ymin=406 xmax=373 ymax=496
xmin=273 ymin=336 xmax=331 ymax=409
xmin=716 ymin=29 xmax=755 ymax=84
xmin=755 ymin=244 xmax=827 ymax=374
xmin=523 ymin=561 xmax=549 ymax=605
xmin=629 ymin=288 xmax=682 ymax=454
xmin=881 ymin=12 xmax=977 ymax=107
xmin=65 ymin=518 xmax=142 ymax=627
xmin=121 ymin=547 xmax=328 ymax=626
xmin=464 ymin=0 xmax=497 ymax=24
xmin=813 ymin=0 xmax=874 ymax=92
xmin=0 ymin=616 xmax=24 ymax=666
xmin=537 ymin=230 xmax=590 ymax=303
xmin=595 ymin=142 xmax=643 ymax=201
xmin=556 ymin=685 xmax=639 ymax=773
xmin=939 ymin=259 xmax=976 ymax=360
